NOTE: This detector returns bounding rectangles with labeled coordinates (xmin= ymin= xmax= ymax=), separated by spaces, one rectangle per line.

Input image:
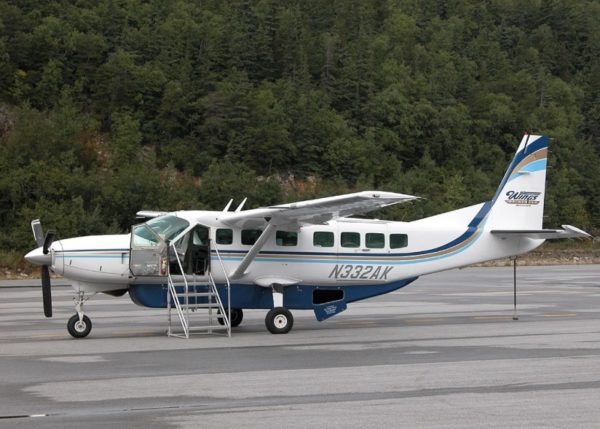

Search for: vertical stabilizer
xmin=485 ymin=134 xmax=549 ymax=230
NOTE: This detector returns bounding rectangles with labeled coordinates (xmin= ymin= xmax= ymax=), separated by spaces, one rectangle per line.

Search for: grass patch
xmin=0 ymin=250 xmax=37 ymax=279
xmin=0 ymin=250 xmax=27 ymax=270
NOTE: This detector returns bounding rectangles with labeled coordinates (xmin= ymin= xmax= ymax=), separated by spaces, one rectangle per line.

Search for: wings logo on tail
xmin=504 ymin=191 xmax=542 ymax=205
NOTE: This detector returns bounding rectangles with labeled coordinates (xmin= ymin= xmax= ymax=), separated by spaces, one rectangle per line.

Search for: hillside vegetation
xmin=1 ymin=0 xmax=599 ymax=255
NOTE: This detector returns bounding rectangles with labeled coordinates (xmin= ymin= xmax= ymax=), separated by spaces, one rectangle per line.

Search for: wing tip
xmin=561 ymin=225 xmax=593 ymax=239
xmin=359 ymin=190 xmax=420 ymax=201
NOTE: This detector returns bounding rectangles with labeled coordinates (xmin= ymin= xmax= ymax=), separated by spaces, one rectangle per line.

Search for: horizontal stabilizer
xmin=491 ymin=225 xmax=592 ymax=240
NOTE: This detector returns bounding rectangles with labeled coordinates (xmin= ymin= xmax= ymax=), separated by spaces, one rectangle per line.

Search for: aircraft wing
xmin=221 ymin=191 xmax=418 ymax=228
xmin=491 ymin=225 xmax=592 ymax=240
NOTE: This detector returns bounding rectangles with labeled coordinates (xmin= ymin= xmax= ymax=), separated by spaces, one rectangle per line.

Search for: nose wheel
xmin=67 ymin=290 xmax=94 ymax=338
xmin=67 ymin=314 xmax=92 ymax=338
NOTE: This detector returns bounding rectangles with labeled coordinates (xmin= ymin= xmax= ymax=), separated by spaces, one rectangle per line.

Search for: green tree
xmin=110 ymin=111 xmax=142 ymax=166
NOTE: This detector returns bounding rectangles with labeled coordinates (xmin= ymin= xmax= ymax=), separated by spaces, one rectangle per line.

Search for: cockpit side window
xmin=132 ymin=224 xmax=161 ymax=247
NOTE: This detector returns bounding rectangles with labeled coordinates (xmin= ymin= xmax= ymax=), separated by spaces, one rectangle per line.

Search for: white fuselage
xmin=41 ymin=204 xmax=542 ymax=294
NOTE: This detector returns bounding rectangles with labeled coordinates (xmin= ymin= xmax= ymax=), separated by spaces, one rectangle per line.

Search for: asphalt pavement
xmin=0 ymin=264 xmax=599 ymax=428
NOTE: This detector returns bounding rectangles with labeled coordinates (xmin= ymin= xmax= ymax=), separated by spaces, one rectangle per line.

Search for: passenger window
xmin=366 ymin=233 xmax=385 ymax=249
xmin=390 ymin=233 xmax=408 ymax=249
xmin=341 ymin=232 xmax=360 ymax=248
xmin=216 ymin=228 xmax=233 ymax=245
xmin=313 ymin=231 xmax=334 ymax=247
xmin=276 ymin=231 xmax=298 ymax=246
xmin=241 ymin=229 xmax=262 ymax=245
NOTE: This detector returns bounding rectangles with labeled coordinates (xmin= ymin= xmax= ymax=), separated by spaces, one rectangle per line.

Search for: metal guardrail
xmin=167 ymin=242 xmax=190 ymax=338
xmin=213 ymin=245 xmax=231 ymax=337
xmin=167 ymin=273 xmax=189 ymax=338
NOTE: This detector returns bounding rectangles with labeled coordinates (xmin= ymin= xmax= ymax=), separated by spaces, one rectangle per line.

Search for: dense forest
xmin=1 ymin=0 xmax=599 ymax=257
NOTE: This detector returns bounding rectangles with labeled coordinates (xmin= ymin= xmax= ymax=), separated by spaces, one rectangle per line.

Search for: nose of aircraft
xmin=25 ymin=247 xmax=52 ymax=266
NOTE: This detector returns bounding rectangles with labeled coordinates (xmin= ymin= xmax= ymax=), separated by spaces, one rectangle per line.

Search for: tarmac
xmin=0 ymin=264 xmax=599 ymax=428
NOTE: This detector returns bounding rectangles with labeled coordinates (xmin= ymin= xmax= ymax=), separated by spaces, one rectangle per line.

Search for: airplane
xmin=24 ymin=134 xmax=591 ymax=338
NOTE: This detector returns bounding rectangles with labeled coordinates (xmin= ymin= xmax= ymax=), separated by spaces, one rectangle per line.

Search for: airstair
xmin=166 ymin=239 xmax=231 ymax=338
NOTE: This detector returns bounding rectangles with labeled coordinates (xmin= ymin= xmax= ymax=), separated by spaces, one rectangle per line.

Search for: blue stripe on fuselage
xmin=128 ymin=277 xmax=419 ymax=310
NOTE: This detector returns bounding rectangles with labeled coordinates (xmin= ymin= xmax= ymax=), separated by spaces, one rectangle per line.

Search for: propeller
xmin=41 ymin=230 xmax=55 ymax=318
xmin=29 ymin=220 xmax=55 ymax=318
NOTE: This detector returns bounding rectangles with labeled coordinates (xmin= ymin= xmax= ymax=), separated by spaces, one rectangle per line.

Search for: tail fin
xmin=485 ymin=134 xmax=549 ymax=230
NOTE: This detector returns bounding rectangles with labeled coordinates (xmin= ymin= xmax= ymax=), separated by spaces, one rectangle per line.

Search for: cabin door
xmin=130 ymin=223 xmax=169 ymax=276
xmin=129 ymin=222 xmax=211 ymax=277
xmin=171 ymin=225 xmax=211 ymax=275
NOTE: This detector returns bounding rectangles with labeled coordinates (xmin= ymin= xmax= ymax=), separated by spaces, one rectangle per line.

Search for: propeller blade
xmin=31 ymin=219 xmax=44 ymax=247
xmin=41 ymin=265 xmax=52 ymax=318
xmin=43 ymin=230 xmax=55 ymax=255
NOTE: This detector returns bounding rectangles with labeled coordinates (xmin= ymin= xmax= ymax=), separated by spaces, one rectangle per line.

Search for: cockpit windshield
xmin=132 ymin=215 xmax=190 ymax=248
xmin=147 ymin=215 xmax=190 ymax=241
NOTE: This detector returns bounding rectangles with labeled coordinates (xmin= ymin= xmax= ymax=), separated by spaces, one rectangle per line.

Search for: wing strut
xmin=230 ymin=223 xmax=276 ymax=280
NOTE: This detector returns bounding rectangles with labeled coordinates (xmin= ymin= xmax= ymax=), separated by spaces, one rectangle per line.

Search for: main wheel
xmin=217 ymin=308 xmax=244 ymax=327
xmin=265 ymin=307 xmax=294 ymax=334
xmin=67 ymin=314 xmax=92 ymax=338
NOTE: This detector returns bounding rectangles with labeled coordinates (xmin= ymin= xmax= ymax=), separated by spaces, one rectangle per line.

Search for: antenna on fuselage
xmin=222 ymin=199 xmax=233 ymax=212
xmin=235 ymin=197 xmax=247 ymax=212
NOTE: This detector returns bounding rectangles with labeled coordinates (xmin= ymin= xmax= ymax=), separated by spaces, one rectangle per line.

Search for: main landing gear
xmin=265 ymin=284 xmax=294 ymax=334
xmin=265 ymin=307 xmax=294 ymax=334
xmin=67 ymin=291 xmax=94 ymax=339
xmin=217 ymin=308 xmax=244 ymax=327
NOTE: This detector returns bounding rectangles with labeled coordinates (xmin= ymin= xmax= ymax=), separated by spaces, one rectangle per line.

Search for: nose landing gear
xmin=67 ymin=314 xmax=92 ymax=338
xmin=67 ymin=291 xmax=94 ymax=338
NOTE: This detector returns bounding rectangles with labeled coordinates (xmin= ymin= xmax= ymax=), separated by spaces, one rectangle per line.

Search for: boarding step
xmin=184 ymin=304 xmax=221 ymax=310
xmin=170 ymin=283 xmax=211 ymax=289
xmin=170 ymin=275 xmax=210 ymax=283
xmin=177 ymin=291 xmax=217 ymax=298
xmin=188 ymin=325 xmax=228 ymax=331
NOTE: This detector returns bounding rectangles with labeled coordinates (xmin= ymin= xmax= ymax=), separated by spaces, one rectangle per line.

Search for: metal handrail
xmin=168 ymin=241 xmax=191 ymax=338
xmin=213 ymin=245 xmax=231 ymax=337
xmin=207 ymin=271 xmax=229 ymax=337
xmin=167 ymin=272 xmax=189 ymax=337
xmin=171 ymin=241 xmax=189 ymax=323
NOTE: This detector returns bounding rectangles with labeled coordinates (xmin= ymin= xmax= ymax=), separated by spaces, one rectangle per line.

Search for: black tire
xmin=217 ymin=308 xmax=244 ymax=327
xmin=67 ymin=314 xmax=92 ymax=338
xmin=265 ymin=307 xmax=294 ymax=334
